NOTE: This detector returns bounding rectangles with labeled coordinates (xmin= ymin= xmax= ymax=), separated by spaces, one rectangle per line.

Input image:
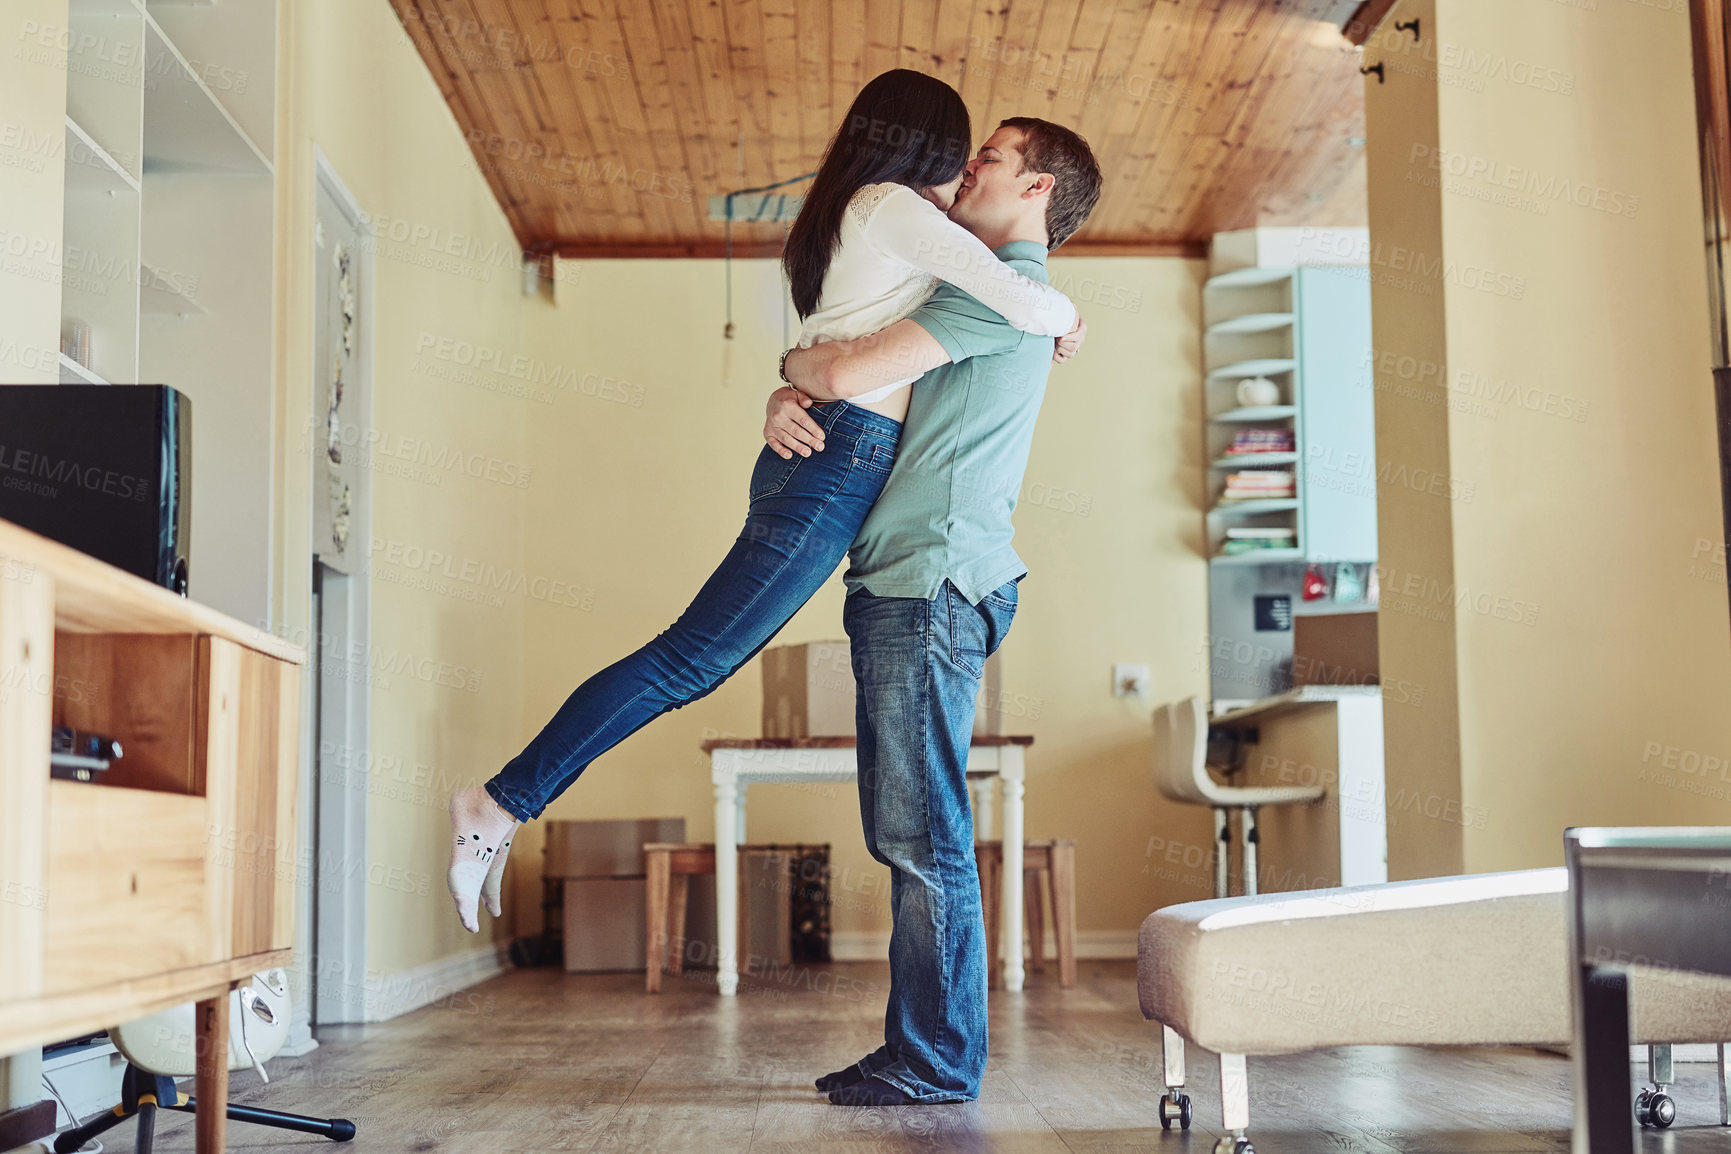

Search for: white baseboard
xmin=40 ymin=1041 xmax=125 ymax=1129
xmin=361 ymin=943 xmax=511 ymax=1023
xmin=830 ymin=929 xmax=1137 ymax=962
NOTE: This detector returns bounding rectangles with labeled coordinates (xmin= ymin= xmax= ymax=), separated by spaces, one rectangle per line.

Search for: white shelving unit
xmin=1200 ymin=259 xmax=1375 ymax=565
xmin=50 ymin=0 xmax=279 ymax=626
xmin=1210 ymin=405 xmax=1296 ymax=423
xmin=1211 ymin=451 xmax=1297 ymax=469
xmin=1203 ymin=266 xmax=1300 ymax=560
xmin=1206 ymin=357 xmax=1298 ymax=379
xmin=1206 ymin=312 xmax=1294 ymax=336
xmin=58 ymin=353 xmax=109 ymax=385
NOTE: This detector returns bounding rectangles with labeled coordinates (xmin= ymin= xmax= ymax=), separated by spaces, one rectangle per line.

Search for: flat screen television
xmin=0 ymin=384 xmax=191 ymax=595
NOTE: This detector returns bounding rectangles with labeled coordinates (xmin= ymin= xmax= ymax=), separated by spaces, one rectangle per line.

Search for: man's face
xmin=948 ymin=126 xmax=1035 ymax=234
xmin=920 ymin=171 xmax=965 ymax=212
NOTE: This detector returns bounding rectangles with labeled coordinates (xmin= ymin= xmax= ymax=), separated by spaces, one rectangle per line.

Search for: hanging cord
xmin=721 ymin=172 xmax=815 ymax=340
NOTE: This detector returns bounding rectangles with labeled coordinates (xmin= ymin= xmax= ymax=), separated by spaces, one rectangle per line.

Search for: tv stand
xmin=0 ymin=517 xmax=304 ymax=1154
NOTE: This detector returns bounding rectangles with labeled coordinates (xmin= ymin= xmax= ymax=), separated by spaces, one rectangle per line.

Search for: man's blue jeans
xmin=485 ymin=401 xmax=902 ymax=823
xmin=840 ymin=576 xmax=1020 ymax=1102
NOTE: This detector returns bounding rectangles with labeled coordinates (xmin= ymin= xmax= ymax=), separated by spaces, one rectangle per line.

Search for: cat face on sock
xmin=455 ymin=832 xmax=498 ymax=862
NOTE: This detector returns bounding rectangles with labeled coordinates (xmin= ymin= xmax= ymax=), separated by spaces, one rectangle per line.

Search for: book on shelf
xmin=1220 ymin=537 xmax=1296 ymax=555
xmin=1226 ymin=429 xmax=1295 ymax=455
xmin=1221 ymin=469 xmax=1295 ymax=500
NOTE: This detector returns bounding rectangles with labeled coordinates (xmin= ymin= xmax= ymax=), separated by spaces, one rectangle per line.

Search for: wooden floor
xmin=142 ymin=960 xmax=1731 ymax=1153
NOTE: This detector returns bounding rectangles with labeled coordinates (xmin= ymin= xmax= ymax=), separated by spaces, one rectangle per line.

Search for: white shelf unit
xmin=1201 ymin=265 xmax=1376 ymax=564
xmin=1212 ymin=451 xmax=1298 ymax=469
xmin=50 ymin=0 xmax=278 ymax=627
xmin=1210 ymin=405 xmax=1296 ymax=423
xmin=1204 ymin=268 xmax=1299 ymax=559
xmin=1205 ymin=312 xmax=1294 ymax=337
xmin=58 ymin=353 xmax=109 ymax=385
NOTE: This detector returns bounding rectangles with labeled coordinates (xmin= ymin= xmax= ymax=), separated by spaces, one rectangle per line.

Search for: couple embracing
xmin=448 ymin=68 xmax=1102 ymax=1105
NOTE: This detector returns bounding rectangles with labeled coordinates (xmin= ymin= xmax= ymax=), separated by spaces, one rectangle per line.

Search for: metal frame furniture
xmin=1565 ymin=827 xmax=1731 ymax=1153
xmin=1151 ymin=696 xmax=1323 ymax=898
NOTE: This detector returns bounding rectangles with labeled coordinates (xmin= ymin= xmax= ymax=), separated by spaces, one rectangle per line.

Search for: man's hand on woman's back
xmin=1052 ymin=316 xmax=1086 ymax=364
xmin=764 ymin=387 xmax=828 ymax=459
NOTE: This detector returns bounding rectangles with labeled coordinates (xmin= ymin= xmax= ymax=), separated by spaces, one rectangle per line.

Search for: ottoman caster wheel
xmin=1635 ymin=1088 xmax=1676 ymax=1129
xmin=1212 ymin=1137 xmax=1253 ymax=1154
xmin=1158 ymin=1090 xmax=1192 ymax=1131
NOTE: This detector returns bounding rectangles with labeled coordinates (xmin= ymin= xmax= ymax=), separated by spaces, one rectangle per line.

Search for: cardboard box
xmin=1292 ymin=612 xmax=1379 ymax=687
xmin=543 ymin=817 xmax=685 ymax=878
xmin=563 ymin=877 xmax=649 ymax=972
xmin=560 ymin=864 xmax=793 ymax=974
xmin=762 ymin=641 xmax=1004 ymax=737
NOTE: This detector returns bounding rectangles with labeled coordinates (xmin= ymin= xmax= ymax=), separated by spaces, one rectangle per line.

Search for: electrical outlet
xmin=1113 ymin=663 xmax=1150 ymax=698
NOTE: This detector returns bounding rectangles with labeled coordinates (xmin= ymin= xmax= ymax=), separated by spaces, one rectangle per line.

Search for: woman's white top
xmin=797 ymin=183 xmax=1077 ymax=404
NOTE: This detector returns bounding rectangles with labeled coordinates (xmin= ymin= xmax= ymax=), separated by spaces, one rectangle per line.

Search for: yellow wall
xmin=255 ymin=2 xmax=1219 ymax=994
xmin=509 ymin=256 xmax=1214 ymax=948
xmin=1364 ymin=0 xmax=1731 ymax=876
xmin=1361 ymin=0 xmax=1465 ymax=879
xmin=273 ymin=0 xmax=537 ymax=976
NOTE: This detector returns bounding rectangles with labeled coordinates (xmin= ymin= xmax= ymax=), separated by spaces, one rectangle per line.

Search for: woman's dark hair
xmin=784 ymin=70 xmax=972 ymax=319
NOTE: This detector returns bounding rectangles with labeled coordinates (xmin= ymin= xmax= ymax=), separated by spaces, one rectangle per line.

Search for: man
xmin=779 ymin=117 xmax=1103 ymax=1105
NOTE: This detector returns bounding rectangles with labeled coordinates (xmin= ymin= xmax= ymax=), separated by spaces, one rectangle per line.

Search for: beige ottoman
xmin=1137 ymin=868 xmax=1731 ymax=1153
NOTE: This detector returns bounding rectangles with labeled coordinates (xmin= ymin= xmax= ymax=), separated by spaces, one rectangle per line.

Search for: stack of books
xmin=1225 ymin=428 xmax=1295 ymax=456
xmin=1221 ymin=470 xmax=1295 ymax=501
xmin=1221 ymin=527 xmax=1297 ymax=555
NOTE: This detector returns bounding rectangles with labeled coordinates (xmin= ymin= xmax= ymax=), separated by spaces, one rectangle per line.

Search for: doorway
xmin=288 ymin=151 xmax=375 ymax=1037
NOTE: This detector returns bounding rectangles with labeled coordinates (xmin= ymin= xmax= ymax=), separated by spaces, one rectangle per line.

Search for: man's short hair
xmin=999 ymin=117 xmax=1103 ymax=249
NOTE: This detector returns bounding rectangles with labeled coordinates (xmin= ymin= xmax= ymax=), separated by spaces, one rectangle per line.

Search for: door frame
xmin=303 ymin=146 xmax=375 ymax=1027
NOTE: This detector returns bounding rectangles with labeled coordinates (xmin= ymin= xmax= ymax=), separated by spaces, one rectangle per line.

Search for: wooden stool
xmin=644 ymin=842 xmax=783 ymax=992
xmin=974 ymin=839 xmax=1077 ymax=989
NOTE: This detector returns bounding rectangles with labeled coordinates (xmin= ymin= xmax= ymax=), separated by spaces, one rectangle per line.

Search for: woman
xmin=447 ymin=70 xmax=1082 ymax=932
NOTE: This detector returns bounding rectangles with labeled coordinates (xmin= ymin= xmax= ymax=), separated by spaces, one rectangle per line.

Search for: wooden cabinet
xmin=0 ymin=517 xmax=303 ymax=1152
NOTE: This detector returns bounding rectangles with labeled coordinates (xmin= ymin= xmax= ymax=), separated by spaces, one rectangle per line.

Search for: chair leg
xmin=1242 ymin=806 xmax=1259 ymax=897
xmin=978 ymin=846 xmax=1001 ymax=990
xmin=1719 ymin=1043 xmax=1729 ymax=1126
xmin=668 ymin=873 xmax=691 ymax=975
xmin=1157 ymin=1024 xmax=1193 ymax=1131
xmin=1162 ymin=1024 xmax=1186 ymax=1091
xmin=737 ymin=847 xmax=751 ymax=977
xmin=1212 ymin=808 xmax=1229 ymax=899
xmin=1219 ymin=1051 xmax=1251 ymax=1145
xmin=645 ymin=849 xmax=669 ymax=993
xmin=1026 ymin=866 xmax=1045 ymax=973
xmin=1050 ymin=843 xmax=1076 ymax=989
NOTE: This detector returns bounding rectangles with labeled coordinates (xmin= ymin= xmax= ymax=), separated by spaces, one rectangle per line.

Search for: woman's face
xmin=918 ymin=171 xmax=965 ymax=212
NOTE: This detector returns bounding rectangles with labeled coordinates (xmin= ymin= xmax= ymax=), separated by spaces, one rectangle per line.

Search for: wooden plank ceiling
xmin=389 ymin=0 xmax=1369 ymax=258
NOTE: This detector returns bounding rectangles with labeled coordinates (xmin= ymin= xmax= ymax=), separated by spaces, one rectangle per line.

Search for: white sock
xmin=447 ymin=785 xmax=519 ymax=933
xmin=481 ymin=829 xmax=515 ymax=919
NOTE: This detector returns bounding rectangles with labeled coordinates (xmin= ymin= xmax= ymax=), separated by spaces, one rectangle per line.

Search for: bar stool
xmin=643 ymin=842 xmax=786 ymax=992
xmin=1151 ymin=696 xmax=1324 ymax=898
xmin=975 ymin=839 xmax=1077 ymax=988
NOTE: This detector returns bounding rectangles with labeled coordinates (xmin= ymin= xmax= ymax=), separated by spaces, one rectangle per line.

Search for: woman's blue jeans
xmin=485 ymin=401 xmax=903 ymax=823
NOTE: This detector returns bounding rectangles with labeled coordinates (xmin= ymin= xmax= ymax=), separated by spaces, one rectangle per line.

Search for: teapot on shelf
xmin=1235 ymin=376 xmax=1282 ymax=407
